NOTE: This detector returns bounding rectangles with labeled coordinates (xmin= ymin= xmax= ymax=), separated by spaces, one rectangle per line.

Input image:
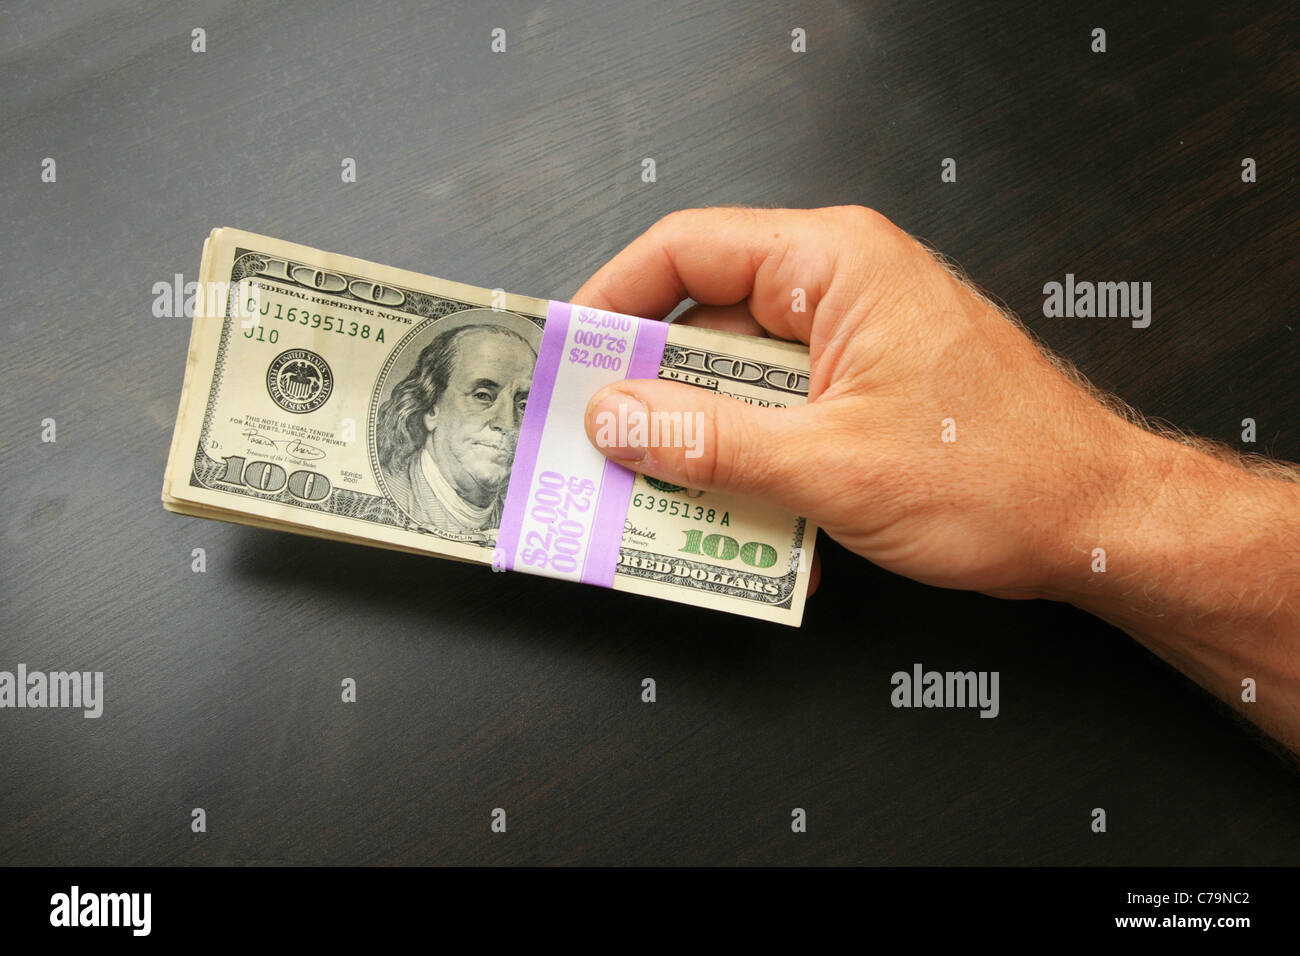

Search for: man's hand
xmin=574 ymin=206 xmax=1300 ymax=756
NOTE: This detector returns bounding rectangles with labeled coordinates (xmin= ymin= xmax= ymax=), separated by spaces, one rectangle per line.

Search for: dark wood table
xmin=2 ymin=0 xmax=1296 ymax=865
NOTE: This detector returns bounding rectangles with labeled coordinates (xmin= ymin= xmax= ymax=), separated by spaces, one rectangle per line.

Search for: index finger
xmin=569 ymin=206 xmax=847 ymax=343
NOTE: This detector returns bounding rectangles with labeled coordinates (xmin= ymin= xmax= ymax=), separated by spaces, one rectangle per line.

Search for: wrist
xmin=1042 ymin=422 xmax=1184 ymax=606
xmin=1043 ymin=421 xmax=1299 ymax=631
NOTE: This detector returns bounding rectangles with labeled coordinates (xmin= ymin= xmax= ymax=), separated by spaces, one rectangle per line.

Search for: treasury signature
xmin=285 ymin=439 xmax=325 ymax=461
xmin=241 ymin=428 xmax=326 ymax=461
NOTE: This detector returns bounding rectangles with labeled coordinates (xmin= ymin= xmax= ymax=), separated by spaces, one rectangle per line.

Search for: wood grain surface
xmin=0 ymin=0 xmax=1296 ymax=865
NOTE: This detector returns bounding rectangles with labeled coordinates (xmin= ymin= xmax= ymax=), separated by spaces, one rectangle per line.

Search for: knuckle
xmin=831 ymin=204 xmax=893 ymax=234
xmin=682 ymin=403 xmax=771 ymax=495
xmin=695 ymin=404 xmax=740 ymax=490
xmin=654 ymin=208 xmax=695 ymax=234
xmin=680 ymin=405 xmax=727 ymax=489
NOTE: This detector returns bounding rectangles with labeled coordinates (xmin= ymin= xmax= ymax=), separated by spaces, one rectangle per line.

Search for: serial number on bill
xmin=631 ymin=493 xmax=730 ymax=525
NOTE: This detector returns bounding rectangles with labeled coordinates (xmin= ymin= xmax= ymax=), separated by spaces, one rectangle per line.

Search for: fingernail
xmin=588 ymin=390 xmax=649 ymax=461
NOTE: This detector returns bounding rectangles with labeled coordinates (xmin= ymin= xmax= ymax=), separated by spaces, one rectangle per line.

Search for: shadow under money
xmin=228 ymin=521 xmax=785 ymax=667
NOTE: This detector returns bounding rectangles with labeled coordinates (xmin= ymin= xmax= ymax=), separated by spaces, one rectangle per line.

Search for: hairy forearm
xmin=1050 ymin=426 xmax=1300 ymax=755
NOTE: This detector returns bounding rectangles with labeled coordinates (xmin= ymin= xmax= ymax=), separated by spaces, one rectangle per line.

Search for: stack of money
xmin=162 ymin=229 xmax=818 ymax=624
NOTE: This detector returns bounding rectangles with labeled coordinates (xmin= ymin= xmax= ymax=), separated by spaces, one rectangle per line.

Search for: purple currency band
xmin=496 ymin=300 xmax=670 ymax=587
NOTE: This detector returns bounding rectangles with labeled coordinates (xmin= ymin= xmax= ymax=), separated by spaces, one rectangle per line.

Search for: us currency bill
xmin=162 ymin=228 xmax=817 ymax=624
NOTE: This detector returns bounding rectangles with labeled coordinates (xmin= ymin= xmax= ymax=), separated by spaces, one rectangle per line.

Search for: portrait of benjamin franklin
xmin=376 ymin=314 xmax=539 ymax=534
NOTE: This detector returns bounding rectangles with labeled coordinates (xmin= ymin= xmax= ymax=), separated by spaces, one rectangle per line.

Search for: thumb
xmin=583 ymin=378 xmax=823 ymax=509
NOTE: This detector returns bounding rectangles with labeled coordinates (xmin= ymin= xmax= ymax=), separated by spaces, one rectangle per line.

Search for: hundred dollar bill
xmin=162 ymin=229 xmax=818 ymax=625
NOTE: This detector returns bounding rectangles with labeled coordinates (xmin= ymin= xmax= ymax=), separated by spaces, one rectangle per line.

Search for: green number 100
xmin=216 ymin=455 xmax=331 ymax=502
xmin=679 ymin=529 xmax=778 ymax=568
